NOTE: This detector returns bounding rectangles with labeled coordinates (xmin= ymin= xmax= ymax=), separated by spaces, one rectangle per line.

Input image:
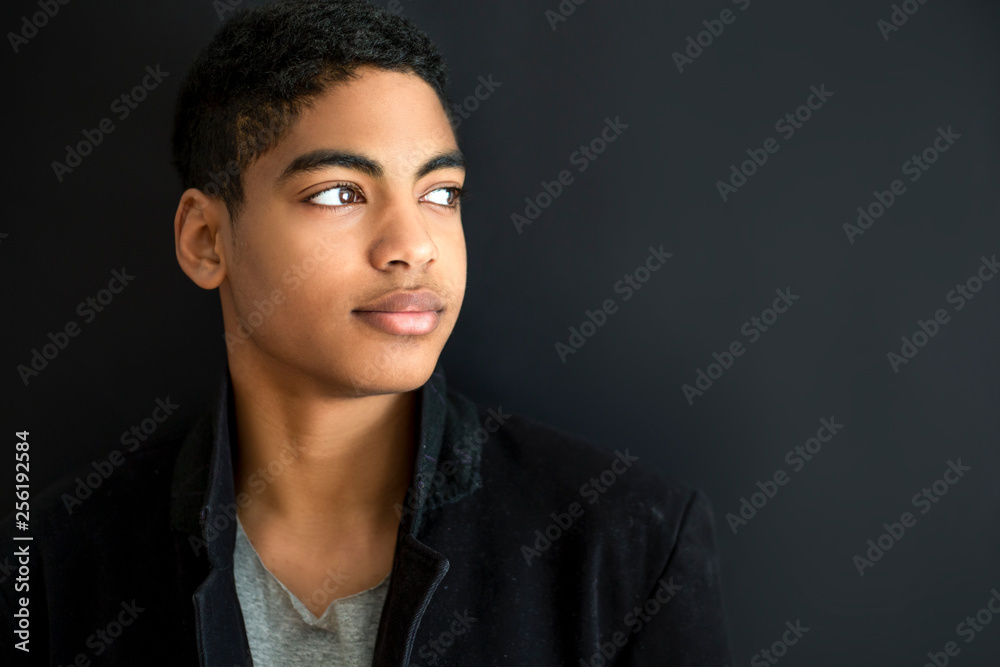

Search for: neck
xmin=228 ymin=351 xmax=418 ymax=537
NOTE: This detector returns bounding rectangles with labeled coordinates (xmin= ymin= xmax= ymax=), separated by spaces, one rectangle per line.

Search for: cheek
xmin=441 ymin=222 xmax=467 ymax=285
xmin=277 ymin=242 xmax=356 ymax=313
xmin=230 ymin=224 xmax=343 ymax=318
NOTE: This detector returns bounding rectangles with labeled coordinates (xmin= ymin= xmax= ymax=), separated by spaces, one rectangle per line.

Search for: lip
xmin=353 ymin=310 xmax=441 ymax=335
xmin=353 ymin=289 xmax=444 ymax=336
xmin=354 ymin=289 xmax=445 ymax=313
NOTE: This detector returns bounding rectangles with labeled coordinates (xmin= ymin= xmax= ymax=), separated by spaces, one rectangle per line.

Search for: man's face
xmin=218 ymin=67 xmax=466 ymax=397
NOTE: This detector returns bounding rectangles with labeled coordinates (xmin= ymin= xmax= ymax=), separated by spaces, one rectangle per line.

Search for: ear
xmin=174 ymin=188 xmax=231 ymax=289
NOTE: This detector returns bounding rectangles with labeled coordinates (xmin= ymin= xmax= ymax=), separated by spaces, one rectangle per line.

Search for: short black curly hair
xmin=171 ymin=0 xmax=452 ymax=224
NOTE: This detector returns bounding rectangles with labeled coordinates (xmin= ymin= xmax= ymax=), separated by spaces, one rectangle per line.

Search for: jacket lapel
xmin=371 ymin=534 xmax=450 ymax=666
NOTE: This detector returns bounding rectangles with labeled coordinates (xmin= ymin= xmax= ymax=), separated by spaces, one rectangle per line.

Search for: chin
xmin=341 ymin=346 xmax=440 ymax=397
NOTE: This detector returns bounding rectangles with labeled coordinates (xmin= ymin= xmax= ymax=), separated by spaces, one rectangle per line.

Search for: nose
xmin=368 ymin=195 xmax=439 ymax=272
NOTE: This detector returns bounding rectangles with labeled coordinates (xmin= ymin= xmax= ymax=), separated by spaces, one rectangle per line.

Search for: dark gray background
xmin=2 ymin=0 xmax=999 ymax=664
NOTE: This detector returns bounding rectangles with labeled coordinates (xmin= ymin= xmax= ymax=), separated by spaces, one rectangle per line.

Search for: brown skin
xmin=173 ymin=67 xmax=466 ymax=617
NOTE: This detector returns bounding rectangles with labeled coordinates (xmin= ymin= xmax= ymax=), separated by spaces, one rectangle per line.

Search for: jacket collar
xmin=168 ymin=360 xmax=484 ymax=666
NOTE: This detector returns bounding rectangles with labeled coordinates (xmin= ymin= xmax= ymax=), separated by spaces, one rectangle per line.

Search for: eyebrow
xmin=416 ymin=150 xmax=466 ymax=178
xmin=275 ymin=149 xmax=466 ymax=186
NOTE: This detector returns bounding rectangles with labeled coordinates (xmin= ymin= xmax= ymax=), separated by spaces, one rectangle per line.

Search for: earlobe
xmin=174 ymin=188 xmax=229 ymax=290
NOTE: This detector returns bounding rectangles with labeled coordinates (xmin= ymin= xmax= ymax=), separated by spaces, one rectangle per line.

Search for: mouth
xmin=352 ymin=289 xmax=445 ymax=336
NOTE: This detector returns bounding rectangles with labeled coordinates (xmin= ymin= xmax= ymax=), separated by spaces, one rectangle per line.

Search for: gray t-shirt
xmin=233 ymin=516 xmax=390 ymax=666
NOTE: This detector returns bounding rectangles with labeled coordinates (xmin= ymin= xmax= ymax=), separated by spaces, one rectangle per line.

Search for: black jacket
xmin=1 ymin=363 xmax=733 ymax=665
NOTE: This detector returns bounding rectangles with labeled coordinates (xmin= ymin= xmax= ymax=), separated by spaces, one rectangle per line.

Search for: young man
xmin=0 ymin=1 xmax=732 ymax=664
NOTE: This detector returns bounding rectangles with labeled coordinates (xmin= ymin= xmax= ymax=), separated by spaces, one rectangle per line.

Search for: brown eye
xmin=308 ymin=185 xmax=365 ymax=207
xmin=423 ymin=187 xmax=461 ymax=206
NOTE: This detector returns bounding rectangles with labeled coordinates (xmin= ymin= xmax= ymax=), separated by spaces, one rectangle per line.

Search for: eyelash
xmin=304 ymin=183 xmax=466 ymax=208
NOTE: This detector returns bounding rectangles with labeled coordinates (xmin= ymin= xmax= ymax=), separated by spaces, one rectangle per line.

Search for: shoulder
xmin=467 ymin=401 xmax=718 ymax=572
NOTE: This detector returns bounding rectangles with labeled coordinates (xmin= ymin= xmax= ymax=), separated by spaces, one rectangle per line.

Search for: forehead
xmin=254 ymin=67 xmax=458 ymax=183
